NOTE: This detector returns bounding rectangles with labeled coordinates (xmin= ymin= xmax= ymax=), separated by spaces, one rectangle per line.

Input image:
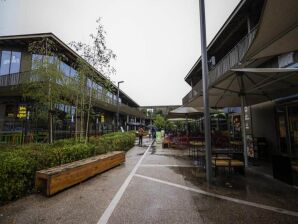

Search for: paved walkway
xmin=1 ymin=138 xmax=298 ymax=224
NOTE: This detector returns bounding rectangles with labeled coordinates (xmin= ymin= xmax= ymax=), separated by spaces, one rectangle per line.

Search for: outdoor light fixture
xmin=117 ymin=81 xmax=124 ymax=131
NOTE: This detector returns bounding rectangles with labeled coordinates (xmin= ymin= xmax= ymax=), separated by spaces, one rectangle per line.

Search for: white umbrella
xmin=168 ymin=106 xmax=216 ymax=118
xmin=187 ymin=67 xmax=298 ymax=167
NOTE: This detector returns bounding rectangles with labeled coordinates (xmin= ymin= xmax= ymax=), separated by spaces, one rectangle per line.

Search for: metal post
xmin=116 ymin=81 xmax=124 ymax=131
xmin=199 ymin=0 xmax=212 ymax=184
xmin=240 ymin=95 xmax=248 ymax=167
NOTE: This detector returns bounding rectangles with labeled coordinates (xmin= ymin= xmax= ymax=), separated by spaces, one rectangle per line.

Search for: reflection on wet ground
xmin=1 ymin=138 xmax=297 ymax=224
xmin=137 ymin=142 xmax=298 ymax=222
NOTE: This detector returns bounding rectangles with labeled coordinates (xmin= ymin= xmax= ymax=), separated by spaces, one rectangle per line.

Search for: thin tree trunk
xmin=75 ymin=94 xmax=79 ymax=141
xmin=80 ymin=87 xmax=85 ymax=142
xmin=46 ymin=38 xmax=53 ymax=144
xmin=85 ymin=81 xmax=93 ymax=144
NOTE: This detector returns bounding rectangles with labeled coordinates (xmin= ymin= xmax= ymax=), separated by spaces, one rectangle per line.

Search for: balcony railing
xmin=182 ymin=27 xmax=257 ymax=105
xmin=182 ymin=80 xmax=202 ymax=105
xmin=208 ymin=26 xmax=257 ymax=86
xmin=0 ymin=71 xmax=144 ymax=118
xmin=0 ymin=72 xmax=21 ymax=86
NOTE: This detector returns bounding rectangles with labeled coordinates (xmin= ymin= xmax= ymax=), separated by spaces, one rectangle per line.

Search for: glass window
xmin=70 ymin=67 xmax=77 ymax=77
xmin=44 ymin=55 xmax=56 ymax=64
xmin=31 ymin=54 xmax=43 ymax=70
xmin=87 ymin=79 xmax=93 ymax=88
xmin=96 ymin=83 xmax=102 ymax=92
xmin=0 ymin=51 xmax=11 ymax=75
xmin=60 ymin=61 xmax=70 ymax=76
xmin=10 ymin=51 xmax=21 ymax=74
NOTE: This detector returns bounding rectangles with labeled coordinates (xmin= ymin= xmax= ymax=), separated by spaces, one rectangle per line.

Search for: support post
xmin=240 ymin=95 xmax=248 ymax=167
xmin=199 ymin=0 xmax=212 ymax=184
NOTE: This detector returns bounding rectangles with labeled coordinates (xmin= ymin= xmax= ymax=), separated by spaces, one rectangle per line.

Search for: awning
xmin=186 ymin=68 xmax=298 ymax=108
xmin=244 ymin=0 xmax=298 ymax=60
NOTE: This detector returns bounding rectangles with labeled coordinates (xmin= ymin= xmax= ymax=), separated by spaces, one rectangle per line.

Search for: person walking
xmin=138 ymin=126 xmax=144 ymax=146
xmin=151 ymin=127 xmax=156 ymax=142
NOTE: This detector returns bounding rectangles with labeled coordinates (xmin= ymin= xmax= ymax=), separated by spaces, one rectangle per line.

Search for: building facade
xmin=182 ymin=0 xmax=298 ymax=184
xmin=0 ymin=33 xmax=144 ymax=142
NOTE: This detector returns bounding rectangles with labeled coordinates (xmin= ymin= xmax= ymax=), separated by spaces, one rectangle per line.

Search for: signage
xmin=17 ymin=105 xmax=27 ymax=119
xmin=101 ymin=115 xmax=105 ymax=123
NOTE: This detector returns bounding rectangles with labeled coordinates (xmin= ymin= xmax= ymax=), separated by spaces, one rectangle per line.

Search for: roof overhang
xmin=244 ymin=0 xmax=298 ymax=60
xmin=0 ymin=33 xmax=140 ymax=107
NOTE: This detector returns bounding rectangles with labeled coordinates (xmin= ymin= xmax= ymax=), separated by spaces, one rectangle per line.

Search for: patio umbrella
xmin=147 ymin=124 xmax=157 ymax=130
xmin=168 ymin=106 xmax=216 ymax=118
xmin=244 ymin=0 xmax=298 ymax=60
xmin=186 ymin=67 xmax=298 ymax=167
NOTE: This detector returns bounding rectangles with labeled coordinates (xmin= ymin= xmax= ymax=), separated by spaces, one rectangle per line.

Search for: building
xmin=182 ymin=0 xmax=298 ymax=184
xmin=139 ymin=105 xmax=181 ymax=126
xmin=0 ymin=33 xmax=144 ymax=142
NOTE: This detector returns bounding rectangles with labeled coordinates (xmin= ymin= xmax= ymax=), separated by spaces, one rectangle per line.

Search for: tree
xmin=154 ymin=114 xmax=165 ymax=130
xmin=22 ymin=38 xmax=69 ymax=143
xmin=70 ymin=18 xmax=116 ymax=143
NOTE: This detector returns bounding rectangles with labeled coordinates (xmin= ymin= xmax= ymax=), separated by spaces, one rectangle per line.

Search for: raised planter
xmin=35 ymin=151 xmax=125 ymax=196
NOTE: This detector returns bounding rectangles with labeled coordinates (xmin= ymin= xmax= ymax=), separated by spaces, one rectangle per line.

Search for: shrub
xmin=0 ymin=132 xmax=136 ymax=202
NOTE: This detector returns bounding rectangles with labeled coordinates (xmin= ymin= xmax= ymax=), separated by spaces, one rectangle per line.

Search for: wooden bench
xmin=212 ymin=158 xmax=245 ymax=176
xmin=35 ymin=151 xmax=125 ymax=196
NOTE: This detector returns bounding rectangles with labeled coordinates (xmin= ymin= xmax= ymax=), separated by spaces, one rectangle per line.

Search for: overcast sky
xmin=0 ymin=0 xmax=240 ymax=106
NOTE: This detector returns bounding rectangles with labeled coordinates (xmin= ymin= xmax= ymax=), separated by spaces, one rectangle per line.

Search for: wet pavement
xmin=0 ymin=137 xmax=298 ymax=224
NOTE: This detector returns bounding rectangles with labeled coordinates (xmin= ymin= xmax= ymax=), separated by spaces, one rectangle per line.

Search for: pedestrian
xmin=138 ymin=126 xmax=144 ymax=146
xmin=151 ymin=127 xmax=156 ymax=142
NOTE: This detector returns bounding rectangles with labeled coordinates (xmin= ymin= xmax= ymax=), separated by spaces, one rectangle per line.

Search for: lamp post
xmin=117 ymin=81 xmax=124 ymax=131
xmin=199 ymin=0 xmax=212 ymax=185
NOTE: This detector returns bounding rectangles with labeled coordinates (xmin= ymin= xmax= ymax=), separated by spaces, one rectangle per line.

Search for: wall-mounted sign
xmin=101 ymin=115 xmax=105 ymax=123
xmin=17 ymin=105 xmax=27 ymax=119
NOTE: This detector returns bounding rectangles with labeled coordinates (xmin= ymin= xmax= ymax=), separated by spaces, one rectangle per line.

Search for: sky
xmin=0 ymin=0 xmax=240 ymax=106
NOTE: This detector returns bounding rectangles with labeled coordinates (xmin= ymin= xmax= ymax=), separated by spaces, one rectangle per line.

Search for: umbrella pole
xmin=240 ymin=95 xmax=248 ymax=167
xmin=199 ymin=0 xmax=212 ymax=185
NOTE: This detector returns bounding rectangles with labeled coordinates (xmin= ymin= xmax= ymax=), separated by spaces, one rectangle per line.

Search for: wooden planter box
xmin=35 ymin=151 xmax=125 ymax=196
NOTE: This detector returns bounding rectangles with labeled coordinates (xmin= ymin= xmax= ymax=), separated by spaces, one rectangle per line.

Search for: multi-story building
xmin=0 ymin=33 xmax=144 ymax=142
xmin=182 ymin=0 xmax=298 ymax=184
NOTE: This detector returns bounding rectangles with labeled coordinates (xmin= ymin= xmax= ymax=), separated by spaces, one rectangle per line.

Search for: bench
xmin=35 ymin=151 xmax=125 ymax=196
xmin=212 ymin=158 xmax=245 ymax=176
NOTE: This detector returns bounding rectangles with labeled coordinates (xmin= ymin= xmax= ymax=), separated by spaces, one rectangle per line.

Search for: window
xmin=0 ymin=51 xmax=22 ymax=75
xmin=60 ymin=61 xmax=70 ymax=76
xmin=70 ymin=67 xmax=77 ymax=77
xmin=87 ymin=79 xmax=93 ymax=88
xmin=0 ymin=51 xmax=11 ymax=75
xmin=9 ymin=52 xmax=21 ymax=74
xmin=31 ymin=54 xmax=43 ymax=70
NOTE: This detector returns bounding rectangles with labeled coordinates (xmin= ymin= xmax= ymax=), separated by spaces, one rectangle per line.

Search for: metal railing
xmin=0 ymin=72 xmax=22 ymax=86
xmin=182 ymin=27 xmax=257 ymax=105
xmin=208 ymin=27 xmax=257 ymax=86
xmin=182 ymin=80 xmax=202 ymax=105
xmin=0 ymin=71 xmax=143 ymax=118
